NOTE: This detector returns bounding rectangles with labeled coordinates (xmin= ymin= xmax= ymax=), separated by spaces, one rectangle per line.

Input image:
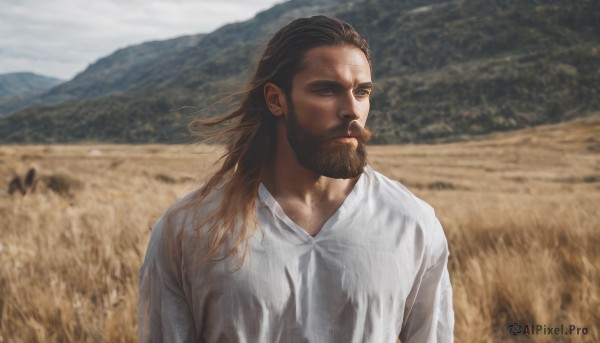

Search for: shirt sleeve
xmin=138 ymin=213 xmax=196 ymax=342
xmin=399 ymin=217 xmax=455 ymax=343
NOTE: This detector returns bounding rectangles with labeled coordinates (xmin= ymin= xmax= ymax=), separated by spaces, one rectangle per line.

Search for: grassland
xmin=1 ymin=114 xmax=599 ymax=342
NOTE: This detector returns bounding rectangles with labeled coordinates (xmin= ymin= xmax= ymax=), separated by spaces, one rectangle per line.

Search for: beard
xmin=286 ymin=107 xmax=372 ymax=179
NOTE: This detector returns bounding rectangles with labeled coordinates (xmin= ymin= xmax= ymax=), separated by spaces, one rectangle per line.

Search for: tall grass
xmin=1 ymin=117 xmax=599 ymax=342
xmin=434 ymin=192 xmax=599 ymax=343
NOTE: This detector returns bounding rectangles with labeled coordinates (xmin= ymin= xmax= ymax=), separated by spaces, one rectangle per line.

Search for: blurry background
xmin=0 ymin=0 xmax=599 ymax=342
xmin=1 ymin=0 xmax=599 ymax=144
xmin=0 ymin=0 xmax=283 ymax=80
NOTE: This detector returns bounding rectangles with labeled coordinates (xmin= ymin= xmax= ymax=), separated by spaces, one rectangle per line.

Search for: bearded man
xmin=139 ymin=15 xmax=454 ymax=343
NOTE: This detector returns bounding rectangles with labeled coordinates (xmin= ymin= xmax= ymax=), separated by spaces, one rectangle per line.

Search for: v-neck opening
xmin=258 ymin=170 xmax=367 ymax=241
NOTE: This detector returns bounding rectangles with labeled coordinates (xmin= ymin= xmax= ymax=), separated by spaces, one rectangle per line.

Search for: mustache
xmin=324 ymin=121 xmax=372 ymax=143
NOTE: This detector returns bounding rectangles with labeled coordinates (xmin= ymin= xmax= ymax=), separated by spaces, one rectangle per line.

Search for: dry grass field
xmin=1 ymin=114 xmax=599 ymax=342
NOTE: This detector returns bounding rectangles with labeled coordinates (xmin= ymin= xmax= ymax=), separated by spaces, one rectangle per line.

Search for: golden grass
xmin=1 ymin=115 xmax=599 ymax=342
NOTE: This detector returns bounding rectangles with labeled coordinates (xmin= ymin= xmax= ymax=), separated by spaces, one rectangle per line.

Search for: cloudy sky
xmin=0 ymin=0 xmax=283 ymax=80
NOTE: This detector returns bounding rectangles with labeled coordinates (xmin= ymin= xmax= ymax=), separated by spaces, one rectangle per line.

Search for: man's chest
xmin=275 ymin=197 xmax=347 ymax=237
xmin=185 ymin=223 xmax=424 ymax=333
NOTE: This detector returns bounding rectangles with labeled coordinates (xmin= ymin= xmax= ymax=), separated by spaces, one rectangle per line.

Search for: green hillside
xmin=0 ymin=72 xmax=62 ymax=98
xmin=0 ymin=73 xmax=63 ymax=116
xmin=1 ymin=0 xmax=598 ymax=143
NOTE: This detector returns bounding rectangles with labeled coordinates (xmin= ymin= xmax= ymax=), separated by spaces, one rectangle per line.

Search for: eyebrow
xmin=306 ymin=80 xmax=373 ymax=89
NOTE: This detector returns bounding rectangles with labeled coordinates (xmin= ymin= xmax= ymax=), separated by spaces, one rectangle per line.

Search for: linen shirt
xmin=138 ymin=166 xmax=454 ymax=342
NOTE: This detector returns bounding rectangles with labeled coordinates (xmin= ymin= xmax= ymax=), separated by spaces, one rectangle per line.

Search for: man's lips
xmin=331 ymin=135 xmax=359 ymax=146
xmin=329 ymin=132 xmax=357 ymax=140
xmin=324 ymin=122 xmax=371 ymax=144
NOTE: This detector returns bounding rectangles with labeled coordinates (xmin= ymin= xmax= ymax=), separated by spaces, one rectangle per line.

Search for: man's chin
xmin=310 ymin=144 xmax=366 ymax=179
xmin=319 ymin=166 xmax=365 ymax=179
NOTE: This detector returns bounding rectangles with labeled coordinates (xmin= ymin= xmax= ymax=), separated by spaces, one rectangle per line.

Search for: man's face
xmin=284 ymin=45 xmax=373 ymax=179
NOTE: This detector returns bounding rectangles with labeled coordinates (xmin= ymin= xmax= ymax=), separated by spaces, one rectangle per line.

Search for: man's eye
xmin=354 ymin=89 xmax=371 ymax=97
xmin=316 ymin=88 xmax=334 ymax=95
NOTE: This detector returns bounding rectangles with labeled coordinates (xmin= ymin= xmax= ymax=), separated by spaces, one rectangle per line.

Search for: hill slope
xmin=0 ymin=34 xmax=205 ymax=118
xmin=0 ymin=72 xmax=63 ymax=98
xmin=0 ymin=73 xmax=63 ymax=116
xmin=1 ymin=0 xmax=599 ymax=143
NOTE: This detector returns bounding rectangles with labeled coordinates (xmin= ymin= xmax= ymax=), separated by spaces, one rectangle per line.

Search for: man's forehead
xmin=294 ymin=45 xmax=371 ymax=82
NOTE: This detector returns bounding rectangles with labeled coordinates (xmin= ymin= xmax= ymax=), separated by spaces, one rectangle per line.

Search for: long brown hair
xmin=168 ymin=15 xmax=371 ymax=268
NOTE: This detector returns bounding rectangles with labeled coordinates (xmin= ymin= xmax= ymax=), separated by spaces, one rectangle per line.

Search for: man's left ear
xmin=264 ymin=82 xmax=287 ymax=117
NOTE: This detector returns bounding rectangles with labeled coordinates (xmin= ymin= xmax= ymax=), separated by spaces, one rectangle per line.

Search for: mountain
xmin=0 ymin=34 xmax=205 ymax=118
xmin=0 ymin=73 xmax=63 ymax=116
xmin=0 ymin=72 xmax=63 ymax=98
xmin=1 ymin=0 xmax=599 ymax=143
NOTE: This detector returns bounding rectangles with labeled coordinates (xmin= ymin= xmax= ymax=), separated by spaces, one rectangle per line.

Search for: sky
xmin=0 ymin=0 xmax=284 ymax=80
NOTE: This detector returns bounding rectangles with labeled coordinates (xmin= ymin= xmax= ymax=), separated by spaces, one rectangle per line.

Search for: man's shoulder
xmin=363 ymin=166 xmax=436 ymax=221
xmin=363 ymin=166 xmax=446 ymax=252
xmin=153 ymin=186 xmax=222 ymax=235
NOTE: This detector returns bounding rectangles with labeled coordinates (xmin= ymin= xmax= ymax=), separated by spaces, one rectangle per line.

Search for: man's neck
xmin=264 ymin=145 xmax=360 ymax=236
xmin=260 ymin=133 xmax=363 ymax=236
xmin=262 ymin=141 xmax=359 ymax=207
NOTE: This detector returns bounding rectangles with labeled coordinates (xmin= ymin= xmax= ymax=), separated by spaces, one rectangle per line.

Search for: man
xmin=139 ymin=15 xmax=454 ymax=342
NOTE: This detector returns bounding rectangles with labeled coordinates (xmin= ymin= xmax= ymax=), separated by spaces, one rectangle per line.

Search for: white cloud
xmin=0 ymin=0 xmax=283 ymax=79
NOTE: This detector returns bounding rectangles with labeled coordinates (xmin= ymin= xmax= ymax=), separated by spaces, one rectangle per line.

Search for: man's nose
xmin=339 ymin=92 xmax=362 ymax=121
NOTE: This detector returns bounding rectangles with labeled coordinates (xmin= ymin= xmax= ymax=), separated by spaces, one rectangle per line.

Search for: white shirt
xmin=138 ymin=166 xmax=454 ymax=342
